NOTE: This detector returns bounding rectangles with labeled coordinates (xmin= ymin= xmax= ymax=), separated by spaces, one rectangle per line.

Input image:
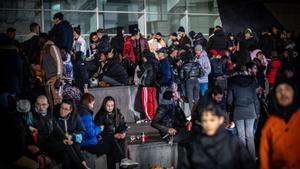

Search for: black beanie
xmin=178 ymin=26 xmax=185 ymax=33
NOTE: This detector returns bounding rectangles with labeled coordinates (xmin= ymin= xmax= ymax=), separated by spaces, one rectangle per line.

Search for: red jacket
xmin=266 ymin=58 xmax=281 ymax=85
xmin=123 ymin=36 xmax=136 ymax=63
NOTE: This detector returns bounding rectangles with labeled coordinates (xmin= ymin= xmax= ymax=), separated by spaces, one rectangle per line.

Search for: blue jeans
xmin=199 ymin=83 xmax=208 ymax=96
xmin=235 ymin=119 xmax=256 ymax=160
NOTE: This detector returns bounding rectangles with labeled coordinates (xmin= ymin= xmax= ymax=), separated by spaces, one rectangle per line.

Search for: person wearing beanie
xmin=195 ymin=45 xmax=211 ymax=96
xmin=167 ymin=32 xmax=180 ymax=49
xmin=260 ymin=80 xmax=300 ymax=169
xmin=210 ymin=49 xmax=228 ymax=90
xmin=177 ymin=26 xmax=191 ymax=50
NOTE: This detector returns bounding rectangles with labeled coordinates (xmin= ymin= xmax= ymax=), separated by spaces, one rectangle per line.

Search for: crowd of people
xmin=0 ymin=11 xmax=300 ymax=169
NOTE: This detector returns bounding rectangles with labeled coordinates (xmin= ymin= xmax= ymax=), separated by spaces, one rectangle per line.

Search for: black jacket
xmin=0 ymin=45 xmax=22 ymax=93
xmin=102 ymin=58 xmax=128 ymax=85
xmin=74 ymin=60 xmax=89 ymax=92
xmin=227 ymin=74 xmax=259 ymax=121
xmin=49 ymin=20 xmax=73 ymax=52
xmin=137 ymin=62 xmax=157 ymax=86
xmin=97 ymin=34 xmax=110 ymax=53
xmin=181 ymin=128 xmax=257 ymax=169
xmin=179 ymin=35 xmax=192 ymax=50
xmin=180 ymin=59 xmax=203 ymax=80
xmin=111 ymin=35 xmax=124 ymax=54
xmin=207 ymin=30 xmax=227 ymax=51
xmin=94 ymin=109 xmax=128 ymax=134
xmin=239 ymin=37 xmax=257 ymax=64
xmin=259 ymin=34 xmax=274 ymax=58
xmin=151 ymin=101 xmax=187 ymax=137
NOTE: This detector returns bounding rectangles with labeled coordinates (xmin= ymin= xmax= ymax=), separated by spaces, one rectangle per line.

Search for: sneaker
xmin=120 ymin=158 xmax=139 ymax=168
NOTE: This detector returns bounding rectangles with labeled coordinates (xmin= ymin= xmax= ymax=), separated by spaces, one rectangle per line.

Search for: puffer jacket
xmin=227 ymin=74 xmax=259 ymax=121
xmin=123 ymin=36 xmax=136 ymax=63
xmin=151 ymin=101 xmax=187 ymax=137
xmin=180 ymin=59 xmax=203 ymax=80
xmin=97 ymin=34 xmax=110 ymax=53
xmin=78 ymin=104 xmax=101 ymax=146
xmin=266 ymin=57 xmax=282 ymax=86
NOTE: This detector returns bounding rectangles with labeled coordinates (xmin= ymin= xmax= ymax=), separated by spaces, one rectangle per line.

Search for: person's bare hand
xmin=119 ymin=133 xmax=126 ymax=139
xmin=114 ymin=133 xmax=121 ymax=139
xmin=28 ymin=145 xmax=40 ymax=154
xmin=168 ymin=128 xmax=177 ymax=135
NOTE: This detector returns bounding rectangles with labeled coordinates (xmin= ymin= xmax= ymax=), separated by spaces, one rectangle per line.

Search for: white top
xmin=73 ymin=36 xmax=87 ymax=56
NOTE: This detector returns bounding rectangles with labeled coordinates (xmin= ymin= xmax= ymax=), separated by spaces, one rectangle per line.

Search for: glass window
xmin=0 ymin=0 xmax=41 ymax=9
xmin=147 ymin=0 xmax=186 ymax=14
xmin=44 ymin=12 xmax=97 ymax=34
xmin=187 ymin=0 xmax=219 ymax=14
xmin=147 ymin=14 xmax=186 ymax=36
xmin=98 ymin=0 xmax=144 ymax=12
xmin=188 ymin=15 xmax=221 ymax=35
xmin=99 ymin=12 xmax=144 ymax=35
xmin=0 ymin=10 xmax=41 ymax=35
xmin=44 ymin=0 xmax=96 ymax=10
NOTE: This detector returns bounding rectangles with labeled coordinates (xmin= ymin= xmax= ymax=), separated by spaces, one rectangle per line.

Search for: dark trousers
xmin=101 ymin=133 xmax=129 ymax=167
xmin=39 ymin=137 xmax=84 ymax=169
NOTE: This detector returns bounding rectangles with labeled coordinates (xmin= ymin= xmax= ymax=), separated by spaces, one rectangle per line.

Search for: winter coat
xmin=151 ymin=101 xmax=187 ymax=137
xmin=179 ymin=35 xmax=192 ymax=50
xmin=206 ymin=30 xmax=227 ymax=51
xmin=266 ymin=57 xmax=282 ymax=85
xmin=97 ymin=34 xmax=110 ymax=53
xmin=158 ymin=57 xmax=174 ymax=87
xmin=111 ymin=35 xmax=124 ymax=54
xmin=0 ymin=44 xmax=22 ymax=93
xmin=22 ymin=34 xmax=40 ymax=64
xmin=55 ymin=113 xmax=85 ymax=143
xmin=40 ymin=40 xmax=64 ymax=80
xmin=49 ymin=20 xmax=73 ymax=52
xmin=227 ymin=74 xmax=259 ymax=121
xmin=168 ymin=56 xmax=181 ymax=84
xmin=196 ymin=50 xmax=211 ymax=83
xmin=123 ymin=36 xmax=136 ymax=63
xmin=193 ymin=33 xmax=207 ymax=48
xmin=74 ymin=60 xmax=89 ymax=92
xmin=78 ymin=105 xmax=102 ymax=146
xmin=137 ymin=62 xmax=157 ymax=86
xmin=210 ymin=57 xmax=227 ymax=78
xmin=260 ymin=108 xmax=300 ymax=169
xmin=181 ymin=127 xmax=257 ymax=169
xmin=94 ymin=109 xmax=128 ymax=134
xmin=259 ymin=34 xmax=274 ymax=58
xmin=102 ymin=58 xmax=129 ymax=85
xmin=180 ymin=59 xmax=203 ymax=80
xmin=238 ymin=37 xmax=257 ymax=64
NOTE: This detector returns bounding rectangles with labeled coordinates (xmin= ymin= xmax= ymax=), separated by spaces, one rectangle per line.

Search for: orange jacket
xmin=260 ymin=108 xmax=300 ymax=169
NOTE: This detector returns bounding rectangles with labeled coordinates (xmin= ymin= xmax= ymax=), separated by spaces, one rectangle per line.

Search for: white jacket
xmin=73 ymin=36 xmax=87 ymax=56
xmin=196 ymin=50 xmax=211 ymax=83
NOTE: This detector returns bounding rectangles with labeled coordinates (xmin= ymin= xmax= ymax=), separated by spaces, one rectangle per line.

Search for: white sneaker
xmin=120 ymin=158 xmax=139 ymax=168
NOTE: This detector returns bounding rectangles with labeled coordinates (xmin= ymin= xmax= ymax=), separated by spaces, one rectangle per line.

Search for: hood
xmin=230 ymin=74 xmax=255 ymax=87
xmin=269 ymin=79 xmax=300 ymax=121
xmin=214 ymin=29 xmax=225 ymax=36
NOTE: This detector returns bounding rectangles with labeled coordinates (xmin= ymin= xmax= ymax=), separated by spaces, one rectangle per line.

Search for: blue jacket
xmin=158 ymin=57 xmax=173 ymax=87
xmin=78 ymin=105 xmax=101 ymax=146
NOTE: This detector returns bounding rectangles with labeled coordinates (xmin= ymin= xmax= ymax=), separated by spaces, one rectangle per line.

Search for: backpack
xmin=211 ymin=58 xmax=226 ymax=77
xmin=181 ymin=61 xmax=205 ymax=80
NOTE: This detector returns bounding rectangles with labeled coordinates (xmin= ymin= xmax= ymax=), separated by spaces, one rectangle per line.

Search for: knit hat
xmin=244 ymin=28 xmax=253 ymax=35
xmin=194 ymin=45 xmax=203 ymax=51
xmin=171 ymin=32 xmax=177 ymax=37
xmin=189 ymin=31 xmax=196 ymax=39
xmin=178 ymin=26 xmax=185 ymax=33
xmin=210 ymin=49 xmax=218 ymax=56
xmin=16 ymin=99 xmax=31 ymax=113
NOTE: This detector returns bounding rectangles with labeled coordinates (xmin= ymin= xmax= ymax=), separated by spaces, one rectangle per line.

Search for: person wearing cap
xmin=177 ymin=26 xmax=191 ymax=50
xmin=194 ymin=45 xmax=211 ymax=96
xmin=206 ymin=25 xmax=227 ymax=51
xmin=156 ymin=32 xmax=166 ymax=48
xmin=157 ymin=47 xmax=174 ymax=103
xmin=260 ymin=80 xmax=300 ymax=169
